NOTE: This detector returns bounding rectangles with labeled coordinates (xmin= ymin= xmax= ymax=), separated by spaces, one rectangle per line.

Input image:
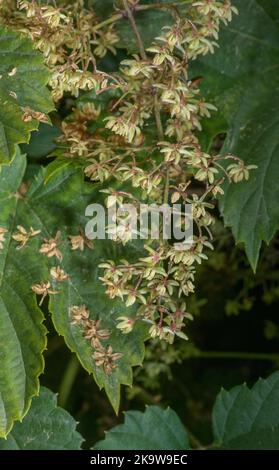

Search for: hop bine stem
xmin=122 ymin=0 xmax=147 ymax=60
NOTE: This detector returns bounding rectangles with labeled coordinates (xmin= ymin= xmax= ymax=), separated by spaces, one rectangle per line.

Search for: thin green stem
xmin=92 ymin=2 xmax=192 ymax=32
xmin=196 ymin=351 xmax=279 ymax=362
xmin=58 ymin=355 xmax=80 ymax=408
xmin=154 ymin=93 xmax=164 ymax=141
xmin=123 ymin=0 xmax=147 ymax=60
xmin=93 ymin=13 xmax=122 ymax=32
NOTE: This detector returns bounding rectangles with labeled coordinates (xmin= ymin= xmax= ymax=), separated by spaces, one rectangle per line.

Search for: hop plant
xmin=0 ymin=0 xmax=256 ymax=358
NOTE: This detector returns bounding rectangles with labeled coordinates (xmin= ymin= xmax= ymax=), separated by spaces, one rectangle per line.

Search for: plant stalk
xmin=122 ymin=0 xmax=147 ymax=60
xmin=58 ymin=355 xmax=80 ymax=408
xmin=196 ymin=351 xmax=279 ymax=362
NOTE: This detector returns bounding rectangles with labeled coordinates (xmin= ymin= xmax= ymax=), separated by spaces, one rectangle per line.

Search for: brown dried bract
xmin=32 ymin=281 xmax=58 ymax=306
xmin=22 ymin=106 xmax=49 ymax=123
xmin=83 ymin=319 xmax=111 ymax=349
xmin=69 ymin=230 xmax=93 ymax=251
xmin=92 ymin=345 xmax=123 ymax=375
xmin=70 ymin=305 xmax=90 ymax=325
xmin=12 ymin=225 xmax=41 ymax=249
xmin=50 ymin=266 xmax=69 ymax=282
xmin=39 ymin=231 xmax=63 ymax=261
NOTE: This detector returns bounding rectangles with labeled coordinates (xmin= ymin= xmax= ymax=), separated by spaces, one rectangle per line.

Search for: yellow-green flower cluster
xmin=1 ymin=1 xmax=256 ymax=344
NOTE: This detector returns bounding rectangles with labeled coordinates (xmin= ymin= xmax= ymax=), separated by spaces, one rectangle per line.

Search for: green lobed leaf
xmin=0 ymin=387 xmax=83 ymax=450
xmin=0 ymin=26 xmax=53 ymax=163
xmin=213 ymin=371 xmax=279 ymax=449
xmin=95 ymin=405 xmax=190 ymax=450
xmin=192 ymin=0 xmax=279 ymax=270
xmin=0 ymin=150 xmax=47 ymax=437
xmin=21 ymin=123 xmax=61 ymax=160
xmin=94 ymin=372 xmax=279 ymax=450
xmin=27 ymin=166 xmax=147 ymax=413
xmin=0 ymin=152 xmax=147 ymax=415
